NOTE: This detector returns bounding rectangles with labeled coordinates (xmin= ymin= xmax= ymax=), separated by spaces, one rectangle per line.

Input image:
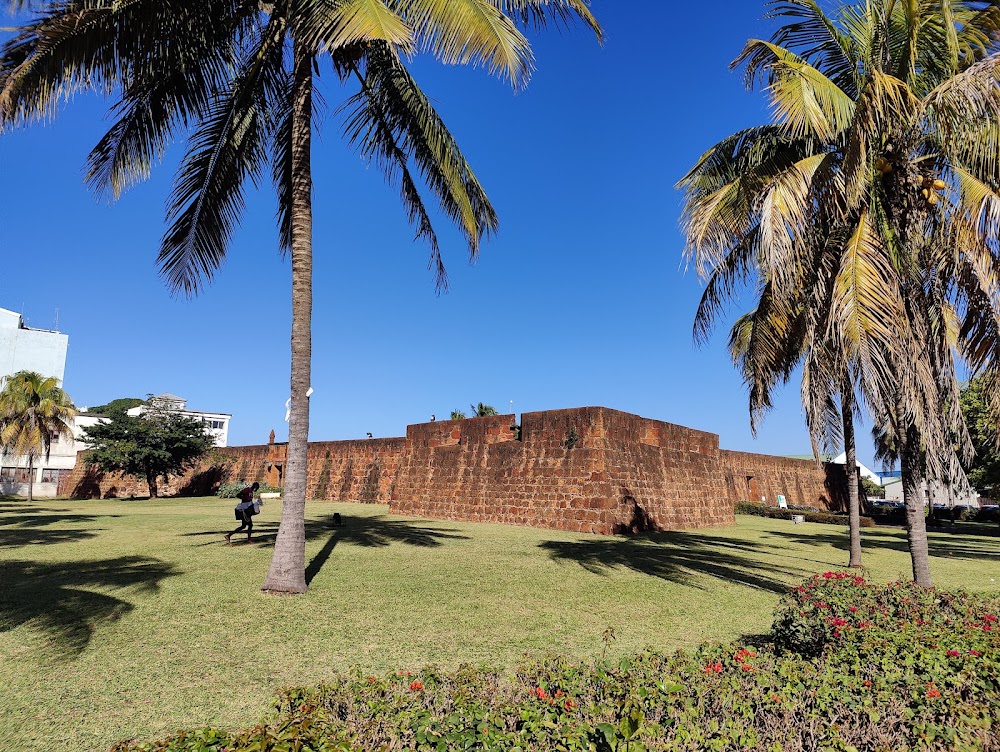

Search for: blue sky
xmin=0 ymin=2 xmax=882 ymax=467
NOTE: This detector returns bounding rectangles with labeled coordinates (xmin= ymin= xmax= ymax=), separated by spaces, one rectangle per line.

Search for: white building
xmin=828 ymin=452 xmax=882 ymax=486
xmin=0 ymin=306 xmax=67 ymax=387
xmin=126 ymin=393 xmax=232 ymax=447
xmin=0 ymin=306 xmax=74 ymax=496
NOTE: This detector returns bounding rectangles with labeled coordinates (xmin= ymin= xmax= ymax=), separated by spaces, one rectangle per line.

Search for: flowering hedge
xmin=114 ymin=574 xmax=1000 ymax=752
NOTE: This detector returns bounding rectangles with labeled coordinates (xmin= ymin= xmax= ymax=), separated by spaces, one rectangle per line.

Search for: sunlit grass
xmin=0 ymin=496 xmax=996 ymax=751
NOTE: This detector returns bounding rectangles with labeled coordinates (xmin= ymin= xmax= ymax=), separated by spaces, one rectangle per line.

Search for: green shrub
xmin=736 ymin=501 xmax=875 ymax=527
xmin=114 ymin=574 xmax=1000 ymax=752
xmin=215 ymin=481 xmax=282 ymax=499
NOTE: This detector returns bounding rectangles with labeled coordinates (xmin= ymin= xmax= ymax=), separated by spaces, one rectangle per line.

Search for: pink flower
xmin=947 ymin=650 xmax=961 ymax=657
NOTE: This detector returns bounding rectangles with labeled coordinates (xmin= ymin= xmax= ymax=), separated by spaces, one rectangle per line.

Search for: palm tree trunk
xmin=26 ymin=456 xmax=34 ymax=502
xmin=842 ymin=384 xmax=862 ymax=568
xmin=262 ymin=43 xmax=313 ymax=594
xmin=900 ymin=423 xmax=933 ymax=587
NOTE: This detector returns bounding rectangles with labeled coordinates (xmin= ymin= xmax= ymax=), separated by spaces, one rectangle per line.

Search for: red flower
xmin=409 ymin=681 xmax=424 ymax=692
xmin=926 ymin=687 xmax=941 ymax=699
xmin=771 ymin=694 xmax=781 ymax=703
xmin=947 ymin=649 xmax=961 ymax=657
xmin=367 ymin=676 xmax=377 ymax=684
xmin=534 ymin=687 xmax=548 ymax=699
xmin=740 ymin=663 xmax=754 ymax=672
xmin=848 ymin=606 xmax=858 ymax=613
xmin=984 ymin=614 xmax=997 ymax=623
xmin=862 ymin=680 xmax=872 ymax=687
xmin=554 ymin=690 xmax=563 ymax=698
xmin=703 ymin=662 xmax=723 ymax=674
xmin=970 ymin=650 xmax=982 ymax=657
xmin=564 ymin=699 xmax=576 ymax=711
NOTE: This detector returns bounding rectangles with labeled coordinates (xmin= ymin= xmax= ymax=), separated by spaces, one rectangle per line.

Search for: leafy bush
xmin=736 ymin=501 xmax=875 ymax=527
xmin=113 ymin=574 xmax=1000 ymax=752
xmin=215 ymin=481 xmax=282 ymax=499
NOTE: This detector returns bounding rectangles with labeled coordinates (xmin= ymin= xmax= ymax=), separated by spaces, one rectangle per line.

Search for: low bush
xmin=736 ymin=501 xmax=875 ymax=527
xmin=215 ymin=481 xmax=282 ymax=499
xmin=114 ymin=574 xmax=1000 ymax=752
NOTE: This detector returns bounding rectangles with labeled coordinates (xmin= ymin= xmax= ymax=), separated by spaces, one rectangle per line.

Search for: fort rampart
xmin=60 ymin=406 xmax=847 ymax=534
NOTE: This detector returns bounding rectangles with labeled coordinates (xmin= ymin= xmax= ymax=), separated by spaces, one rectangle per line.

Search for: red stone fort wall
xmin=60 ymin=406 xmax=847 ymax=534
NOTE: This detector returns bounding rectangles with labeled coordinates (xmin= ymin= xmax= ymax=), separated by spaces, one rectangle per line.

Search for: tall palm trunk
xmin=842 ymin=383 xmax=862 ymax=568
xmin=900 ymin=420 xmax=933 ymax=587
xmin=262 ymin=42 xmax=313 ymax=594
xmin=26 ymin=455 xmax=34 ymax=502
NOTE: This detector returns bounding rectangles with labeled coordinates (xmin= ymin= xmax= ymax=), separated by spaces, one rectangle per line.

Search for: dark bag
xmin=248 ymin=502 xmax=260 ymax=516
xmin=234 ymin=507 xmax=243 ymax=521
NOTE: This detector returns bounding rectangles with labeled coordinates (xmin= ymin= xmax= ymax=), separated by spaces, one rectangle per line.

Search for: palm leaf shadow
xmin=0 ymin=556 xmax=178 ymax=660
xmin=540 ymin=531 xmax=810 ymax=593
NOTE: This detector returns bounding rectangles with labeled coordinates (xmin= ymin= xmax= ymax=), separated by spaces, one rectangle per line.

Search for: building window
xmin=1 ymin=467 xmax=31 ymax=483
xmin=211 ymin=420 xmax=225 ymax=430
xmin=41 ymin=468 xmax=68 ymax=484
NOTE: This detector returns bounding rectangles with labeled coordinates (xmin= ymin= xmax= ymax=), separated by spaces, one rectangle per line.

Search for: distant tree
xmin=961 ymin=376 xmax=1000 ymax=499
xmin=86 ymin=397 xmax=145 ymax=416
xmin=450 ymin=410 xmax=467 ymax=420
xmin=81 ymin=405 xmax=213 ymax=498
xmin=471 ymin=403 xmax=499 ymax=417
xmin=861 ymin=477 xmax=884 ymax=500
xmin=0 ymin=371 xmax=76 ymax=501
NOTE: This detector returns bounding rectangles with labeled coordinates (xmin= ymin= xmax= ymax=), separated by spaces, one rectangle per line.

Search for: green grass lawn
xmin=0 ymin=496 xmax=997 ymax=751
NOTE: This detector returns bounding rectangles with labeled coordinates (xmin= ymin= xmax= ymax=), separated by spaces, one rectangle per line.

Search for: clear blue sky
xmin=0 ymin=2 xmax=882 ymax=468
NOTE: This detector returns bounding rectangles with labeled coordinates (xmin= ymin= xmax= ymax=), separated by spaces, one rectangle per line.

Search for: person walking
xmin=226 ymin=482 xmax=260 ymax=543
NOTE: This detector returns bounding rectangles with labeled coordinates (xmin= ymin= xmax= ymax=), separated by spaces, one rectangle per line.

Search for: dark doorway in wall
xmin=746 ymin=475 xmax=762 ymax=502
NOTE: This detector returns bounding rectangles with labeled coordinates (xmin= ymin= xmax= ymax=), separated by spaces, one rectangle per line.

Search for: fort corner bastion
xmin=61 ymin=406 xmax=849 ymax=535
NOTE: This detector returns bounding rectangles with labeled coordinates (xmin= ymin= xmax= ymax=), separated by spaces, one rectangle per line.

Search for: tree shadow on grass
xmin=298 ymin=514 xmax=469 ymax=584
xmin=181 ymin=513 xmax=469 ymax=584
xmin=762 ymin=527 xmax=1000 ymax=562
xmin=540 ymin=531 xmax=810 ymax=593
xmin=0 ymin=556 xmax=178 ymax=659
xmin=0 ymin=503 xmax=120 ymax=549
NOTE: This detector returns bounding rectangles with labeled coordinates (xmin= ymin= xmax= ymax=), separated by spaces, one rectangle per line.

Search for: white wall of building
xmin=0 ymin=307 xmax=68 ymax=387
xmin=0 ymin=306 xmax=73 ymax=497
xmin=127 ymin=394 xmax=231 ymax=447
xmin=0 ymin=414 xmax=105 ymax=497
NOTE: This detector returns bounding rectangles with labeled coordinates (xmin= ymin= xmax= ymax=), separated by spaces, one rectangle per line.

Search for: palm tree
xmin=471 ymin=402 xmax=499 ymax=417
xmin=1 ymin=0 xmax=602 ymax=593
xmin=0 ymin=371 xmax=76 ymax=502
xmin=678 ymin=0 xmax=1000 ymax=586
xmin=728 ymin=307 xmax=866 ymax=567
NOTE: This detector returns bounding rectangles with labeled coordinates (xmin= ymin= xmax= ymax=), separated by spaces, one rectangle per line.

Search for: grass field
xmin=0 ymin=496 xmax=997 ymax=751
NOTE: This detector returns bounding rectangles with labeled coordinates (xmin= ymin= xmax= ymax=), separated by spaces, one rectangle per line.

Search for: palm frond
xmin=734 ymin=39 xmax=855 ymax=141
xmin=291 ymin=0 xmax=413 ymax=52
xmin=494 ymin=0 xmax=603 ymax=42
xmin=339 ymin=42 xmax=498 ymax=288
xmin=766 ymin=0 xmax=861 ymax=97
xmin=158 ymin=20 xmax=287 ymax=295
xmin=391 ymin=0 xmax=533 ymax=88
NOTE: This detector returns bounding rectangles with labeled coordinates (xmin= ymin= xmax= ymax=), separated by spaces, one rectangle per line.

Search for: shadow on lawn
xmin=0 ymin=502 xmax=120 ymax=549
xmin=762 ymin=527 xmax=1000 ymax=562
xmin=540 ymin=531 xmax=809 ymax=593
xmin=299 ymin=514 xmax=469 ymax=584
xmin=184 ymin=513 xmax=469 ymax=585
xmin=0 ymin=556 xmax=178 ymax=659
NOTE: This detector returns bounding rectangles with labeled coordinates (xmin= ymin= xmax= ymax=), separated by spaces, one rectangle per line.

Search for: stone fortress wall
xmin=60 ymin=406 xmax=847 ymax=534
